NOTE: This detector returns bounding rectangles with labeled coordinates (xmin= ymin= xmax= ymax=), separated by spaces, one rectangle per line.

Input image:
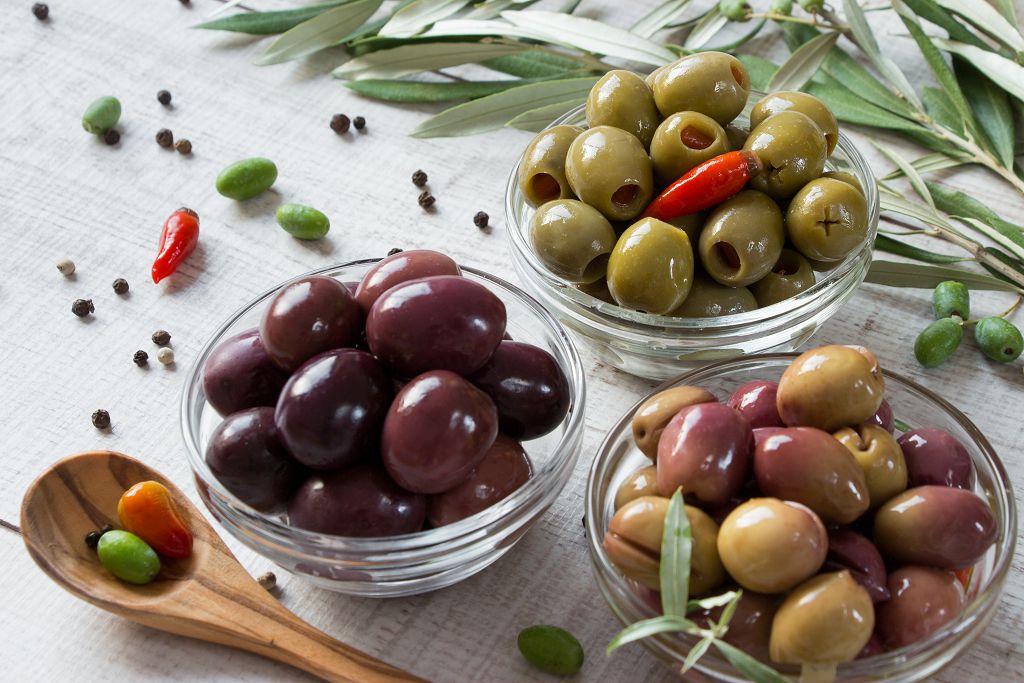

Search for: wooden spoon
xmin=20 ymin=450 xmax=424 ymax=683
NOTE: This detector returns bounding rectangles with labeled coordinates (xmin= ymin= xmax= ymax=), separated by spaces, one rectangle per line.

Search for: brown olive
xmin=693 ymin=591 xmax=778 ymax=662
xmin=586 ymin=70 xmax=660 ymax=148
xmin=875 ymin=565 xmax=966 ymax=650
xmin=769 ymin=571 xmax=874 ymax=664
xmin=833 ymin=423 xmax=908 ymax=507
xmin=565 ymin=126 xmax=654 ymax=222
xmin=727 ymin=380 xmax=784 ymax=429
xmin=744 ymin=111 xmax=828 ymax=200
xmin=823 ymin=529 xmax=890 ymax=603
xmin=669 ymin=275 xmax=758 ymax=317
xmin=631 ymin=385 xmax=717 ymax=459
xmin=898 ymin=427 xmax=973 ymax=489
xmin=776 ymin=344 xmax=885 ymax=432
xmin=517 ymin=125 xmax=584 ymax=206
xmin=717 ymin=498 xmax=827 ymax=594
xmin=786 ymin=177 xmax=870 ymax=263
xmin=750 ymin=248 xmax=816 ymax=307
xmin=652 ymin=52 xmax=750 ymax=125
xmin=698 ymin=190 xmax=785 ymax=288
xmin=750 ymin=91 xmax=839 ymax=155
xmin=614 ymin=465 xmax=660 ymax=511
xmin=649 ymin=111 xmax=729 ymax=186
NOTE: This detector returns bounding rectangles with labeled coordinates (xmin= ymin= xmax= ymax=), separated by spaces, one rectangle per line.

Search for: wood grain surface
xmin=1 ymin=1 xmax=1022 ymax=681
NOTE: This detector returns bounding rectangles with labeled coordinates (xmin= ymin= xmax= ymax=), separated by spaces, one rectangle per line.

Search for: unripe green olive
xmin=699 ymin=190 xmax=785 ymax=288
xmin=750 ymin=91 xmax=838 ymax=155
xmin=745 ymin=111 xmax=827 ymax=200
xmin=529 ymin=199 xmax=617 ymax=284
xmin=586 ymin=70 xmax=660 ymax=148
xmin=670 ymin=275 xmax=758 ymax=317
xmin=750 ymin=249 xmax=816 ymax=307
xmin=565 ymin=126 xmax=654 ymax=222
xmin=650 ymin=111 xmax=729 ymax=186
xmin=607 ymin=217 xmax=694 ymax=314
xmin=518 ymin=125 xmax=584 ymax=206
xmin=652 ymin=52 xmax=750 ymax=125
xmin=786 ymin=177 xmax=870 ymax=262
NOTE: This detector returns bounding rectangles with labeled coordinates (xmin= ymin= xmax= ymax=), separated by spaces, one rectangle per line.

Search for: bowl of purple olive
xmin=586 ymin=346 xmax=1015 ymax=681
xmin=181 ymin=252 xmax=585 ymax=597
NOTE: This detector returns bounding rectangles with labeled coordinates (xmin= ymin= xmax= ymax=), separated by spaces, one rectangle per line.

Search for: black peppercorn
xmin=91 ymin=409 xmax=111 ymax=430
xmin=112 ymin=278 xmax=129 ymax=294
xmin=411 ymin=169 xmax=428 ymax=187
xmin=133 ymin=350 xmax=149 ymax=367
xmin=178 ymin=0 xmax=190 ymax=5
xmin=101 ymin=523 xmax=114 ymax=534
xmin=156 ymin=128 xmax=174 ymax=148
xmin=418 ymin=191 xmax=436 ymax=210
xmin=85 ymin=530 xmax=102 ymax=549
xmin=157 ymin=90 xmax=172 ymax=106
xmin=473 ymin=211 xmax=489 ymax=229
xmin=387 ymin=248 xmax=403 ymax=256
xmin=175 ymin=138 xmax=192 ymax=155
xmin=103 ymin=129 xmax=120 ymax=145
xmin=72 ymin=298 xmax=94 ymax=317
xmin=330 ymin=114 xmax=351 ymax=134
xmin=152 ymin=329 xmax=171 ymax=346
xmin=32 ymin=3 xmax=48 ymax=20
xmin=353 ymin=116 xmax=366 ymax=130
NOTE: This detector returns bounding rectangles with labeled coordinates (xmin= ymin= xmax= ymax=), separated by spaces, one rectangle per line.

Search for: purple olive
xmin=897 ymin=427 xmax=973 ymax=489
xmin=288 ymin=463 xmax=426 ymax=537
xmin=753 ymin=426 xmax=869 ymax=524
xmin=656 ymin=402 xmax=753 ymax=505
xmin=427 ymin=434 xmax=533 ymax=527
xmin=875 ymin=565 xmax=965 ymax=650
xmin=467 ymin=341 xmax=569 ymax=440
xmin=727 ymin=380 xmax=784 ymax=429
xmin=382 ymin=370 xmax=498 ymax=493
xmin=693 ymin=591 xmax=778 ymax=662
xmin=857 ymin=634 xmax=884 ymax=659
xmin=275 ymin=349 xmax=392 ymax=470
xmin=355 ymin=250 xmax=461 ymax=312
xmin=824 ymin=529 xmax=890 ymax=603
xmin=202 ymin=328 xmax=290 ymax=416
xmin=367 ymin=276 xmax=506 ymax=378
xmin=874 ymin=485 xmax=997 ymax=569
xmin=205 ymin=407 xmax=303 ymax=512
xmin=871 ymin=399 xmax=894 ymax=433
xmin=259 ymin=275 xmax=363 ymax=371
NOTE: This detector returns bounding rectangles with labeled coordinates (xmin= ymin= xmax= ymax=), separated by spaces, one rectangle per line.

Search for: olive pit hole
xmin=773 ymin=253 xmax=800 ymax=276
xmin=680 ymin=125 xmax=715 ymax=150
xmin=611 ymin=184 xmax=640 ymax=208
xmin=714 ymin=242 xmax=742 ymax=271
xmin=731 ymin=63 xmax=749 ymax=89
xmin=529 ymin=173 xmax=562 ymax=203
xmin=583 ymin=253 xmax=610 ymax=283
xmin=826 ymin=133 xmax=838 ymax=150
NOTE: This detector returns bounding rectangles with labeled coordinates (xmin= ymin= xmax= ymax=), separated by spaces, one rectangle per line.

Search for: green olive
xmin=786 ymin=177 xmax=870 ymax=262
xmin=586 ymin=70 xmax=660 ymax=148
xmin=699 ymin=190 xmax=785 ymax=287
xmin=915 ymin=318 xmax=963 ymax=367
xmin=822 ymin=170 xmax=863 ymax=194
xmin=750 ymin=91 xmax=838 ymax=154
xmin=518 ymin=125 xmax=585 ymax=207
xmin=607 ymin=217 xmax=694 ymax=314
xmin=614 ymin=465 xmax=660 ymax=510
xmin=833 ymin=423 xmax=908 ymax=507
xmin=576 ymin=277 xmax=616 ymax=304
xmin=744 ymin=111 xmax=827 ymax=199
xmin=750 ymin=249 xmax=816 ymax=307
xmin=529 ymin=199 xmax=617 ymax=284
xmin=665 ymin=212 xmax=705 ymax=247
xmin=670 ymin=274 xmax=758 ymax=317
xmin=565 ymin=126 xmax=654 ymax=222
xmin=653 ymin=52 xmax=750 ymax=124
xmin=932 ymin=280 xmax=970 ymax=320
xmin=517 ymin=625 xmax=584 ymax=676
xmin=724 ymin=123 xmax=749 ymax=151
xmin=974 ymin=316 xmax=1024 ymax=362
xmin=649 ymin=111 xmax=730 ymax=186
xmin=631 ymin=385 xmax=718 ymax=459
xmin=645 ymin=64 xmax=669 ymax=89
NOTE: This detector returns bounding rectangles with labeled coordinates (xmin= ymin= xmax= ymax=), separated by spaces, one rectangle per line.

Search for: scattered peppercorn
xmin=418 ymin=191 xmax=436 ymax=210
xmin=72 ymin=298 xmax=94 ymax=317
xmin=157 ymin=347 xmax=175 ymax=365
xmin=474 ymin=211 xmax=489 ymax=229
xmin=156 ymin=128 xmax=174 ymax=148
xmin=85 ymin=530 xmax=102 ymax=549
xmin=157 ymin=90 xmax=172 ymax=106
xmin=179 ymin=0 xmax=190 ymax=5
xmin=101 ymin=523 xmax=114 ymax=534
xmin=330 ymin=114 xmax=351 ymax=134
xmin=175 ymin=138 xmax=192 ymax=155
xmin=32 ymin=3 xmax=48 ymax=20
xmin=411 ymin=170 xmax=428 ymax=187
xmin=257 ymin=571 xmax=277 ymax=591
xmin=133 ymin=350 xmax=149 ymax=367
xmin=103 ymin=129 xmax=121 ymax=146
xmin=91 ymin=409 xmax=111 ymax=430
xmin=353 ymin=116 xmax=366 ymax=130
xmin=152 ymin=329 xmax=171 ymax=346
xmin=387 ymin=248 xmax=403 ymax=256
xmin=57 ymin=259 xmax=76 ymax=276
xmin=112 ymin=278 xmax=129 ymax=294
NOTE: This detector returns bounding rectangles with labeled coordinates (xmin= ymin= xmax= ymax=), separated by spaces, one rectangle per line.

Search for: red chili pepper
xmin=641 ymin=150 xmax=762 ymax=222
xmin=151 ymin=207 xmax=199 ymax=284
xmin=118 ymin=481 xmax=193 ymax=558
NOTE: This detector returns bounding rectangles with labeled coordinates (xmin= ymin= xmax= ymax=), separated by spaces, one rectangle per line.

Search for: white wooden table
xmin=2 ymin=1 xmax=1022 ymax=680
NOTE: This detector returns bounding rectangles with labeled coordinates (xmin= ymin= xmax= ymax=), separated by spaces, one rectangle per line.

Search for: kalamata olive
xmin=769 ymin=571 xmax=874 ymax=664
xmin=205 ymin=407 xmax=303 ymax=512
xmin=381 ymin=370 xmax=498 ymax=494
xmin=875 ymin=565 xmax=966 ymax=650
xmin=858 ymin=635 xmax=884 ymax=659
xmin=366 ymin=276 xmax=506 ymax=377
xmin=202 ymin=328 xmax=289 ymax=416
xmin=897 ymin=427 xmax=973 ymax=489
xmin=604 ymin=496 xmax=725 ymax=594
xmin=833 ymin=423 xmax=908 ymax=507
xmin=693 ymin=591 xmax=778 ymax=662
xmin=657 ymin=403 xmax=752 ymax=505
xmin=871 ymin=398 xmax=894 ymax=433
xmin=427 ymin=434 xmax=532 ymax=527
xmin=259 ymin=275 xmax=363 ymax=371
xmin=631 ymin=385 xmax=717 ymax=460
xmin=355 ymin=249 xmax=461 ymax=313
xmin=874 ymin=485 xmax=997 ymax=569
xmin=467 ymin=341 xmax=569 ymax=440
xmin=753 ymin=427 xmax=870 ymax=524
xmin=777 ymin=345 xmax=885 ymax=431
xmin=288 ymin=463 xmax=425 ymax=537
xmin=614 ymin=465 xmax=659 ymax=511
xmin=717 ymin=498 xmax=827 ymax=594
xmin=275 ymin=349 xmax=391 ymax=470
xmin=727 ymin=380 xmax=783 ymax=429
xmin=824 ymin=529 xmax=890 ymax=603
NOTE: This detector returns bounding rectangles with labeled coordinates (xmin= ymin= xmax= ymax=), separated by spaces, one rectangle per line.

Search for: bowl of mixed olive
xmin=585 ymin=347 xmax=1015 ymax=681
xmin=505 ymin=52 xmax=879 ymax=380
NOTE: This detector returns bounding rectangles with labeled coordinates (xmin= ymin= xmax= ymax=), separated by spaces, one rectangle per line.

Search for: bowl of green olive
xmin=505 ymin=52 xmax=879 ymax=380
xmin=585 ymin=347 xmax=1015 ymax=681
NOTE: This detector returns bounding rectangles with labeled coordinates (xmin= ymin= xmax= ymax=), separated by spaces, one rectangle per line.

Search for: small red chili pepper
xmin=118 ymin=481 xmax=193 ymax=558
xmin=151 ymin=207 xmax=199 ymax=283
xmin=641 ymin=150 xmax=763 ymax=222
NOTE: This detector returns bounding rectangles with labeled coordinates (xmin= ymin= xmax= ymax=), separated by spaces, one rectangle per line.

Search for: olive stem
xmin=748 ymin=12 xmax=849 ymax=32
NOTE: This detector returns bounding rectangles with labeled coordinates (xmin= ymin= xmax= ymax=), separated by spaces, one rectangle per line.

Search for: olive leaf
xmin=767 ymin=30 xmax=840 ymax=92
xmin=899 ymin=0 xmax=989 ymax=48
xmin=631 ymin=0 xmax=694 ymax=39
xmin=880 ymin=152 xmax=967 ymax=180
xmin=505 ymin=98 xmax=585 ymax=131
xmin=606 ymin=615 xmax=702 ymax=654
xmin=991 ymin=0 xmax=1019 ymax=25
xmin=933 ymin=38 xmax=1024 ymax=103
xmin=706 ymin=19 xmax=767 ymax=53
xmin=872 ymin=142 xmax=936 ymax=210
xmin=345 ymin=76 xmax=553 ymax=102
xmin=682 ymin=637 xmax=715 ymax=673
xmin=254 ymin=0 xmax=383 ymax=65
xmin=955 ymin=217 xmax=1024 ymax=261
xmin=416 ymin=18 xmax=553 ymax=42
xmin=683 ymin=7 xmax=729 ymax=50
xmin=688 ymin=591 xmax=740 ymax=612
xmin=464 ymin=0 xmax=539 ymax=21
xmin=333 ymin=42 xmax=530 ymax=80
xmin=921 ymin=87 xmax=963 ymax=135
xmin=379 ymin=0 xmax=472 ymax=38
xmin=875 ymin=234 xmax=969 ymax=263
xmin=954 ymin=59 xmax=1017 ymax=168
xmin=712 ymin=641 xmax=791 ymax=683
xmin=926 ymin=182 xmax=1024 ymax=239
xmin=193 ymin=0 xmax=349 ymax=35
xmin=934 ymin=0 xmax=1024 ymax=52
xmin=737 ymin=54 xmax=776 ymax=91
xmin=866 ymin=261 xmax=1024 ymax=293
xmin=484 ymin=51 xmax=588 ymax=78
xmin=660 ymin=489 xmax=692 ymax=618
xmin=841 ymin=0 xmax=923 ymax=109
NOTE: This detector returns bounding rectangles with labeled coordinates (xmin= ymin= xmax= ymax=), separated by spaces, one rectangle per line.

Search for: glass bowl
xmin=585 ymin=354 xmax=1015 ymax=682
xmin=181 ymin=259 xmax=586 ymax=597
xmin=505 ymin=100 xmax=880 ymax=380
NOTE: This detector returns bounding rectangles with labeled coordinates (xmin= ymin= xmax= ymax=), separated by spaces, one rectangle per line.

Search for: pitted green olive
xmin=565 ymin=126 xmax=654 ymax=222
xmin=822 ymin=170 xmax=863 ymax=194
xmin=517 ymin=125 xmax=584 ymax=207
xmin=786 ymin=177 xmax=870 ymax=262
xmin=834 ymin=423 xmax=908 ymax=507
xmin=750 ymin=91 xmax=838 ymax=154
xmin=750 ymin=249 xmax=816 ymax=307
xmin=586 ymin=70 xmax=660 ymax=148
xmin=607 ymin=218 xmax=694 ymax=314
xmin=665 ymin=212 xmax=705 ymax=248
xmin=614 ymin=465 xmax=660 ymax=510
xmin=529 ymin=199 xmax=617 ymax=284
xmin=670 ymin=275 xmax=758 ymax=317
xmin=650 ymin=111 xmax=729 ymax=186
xmin=631 ymin=385 xmax=718 ymax=459
xmin=698 ymin=190 xmax=785 ymax=287
xmin=652 ymin=52 xmax=750 ymax=124
xmin=724 ymin=124 xmax=749 ymax=151
xmin=744 ymin=111 xmax=827 ymax=199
